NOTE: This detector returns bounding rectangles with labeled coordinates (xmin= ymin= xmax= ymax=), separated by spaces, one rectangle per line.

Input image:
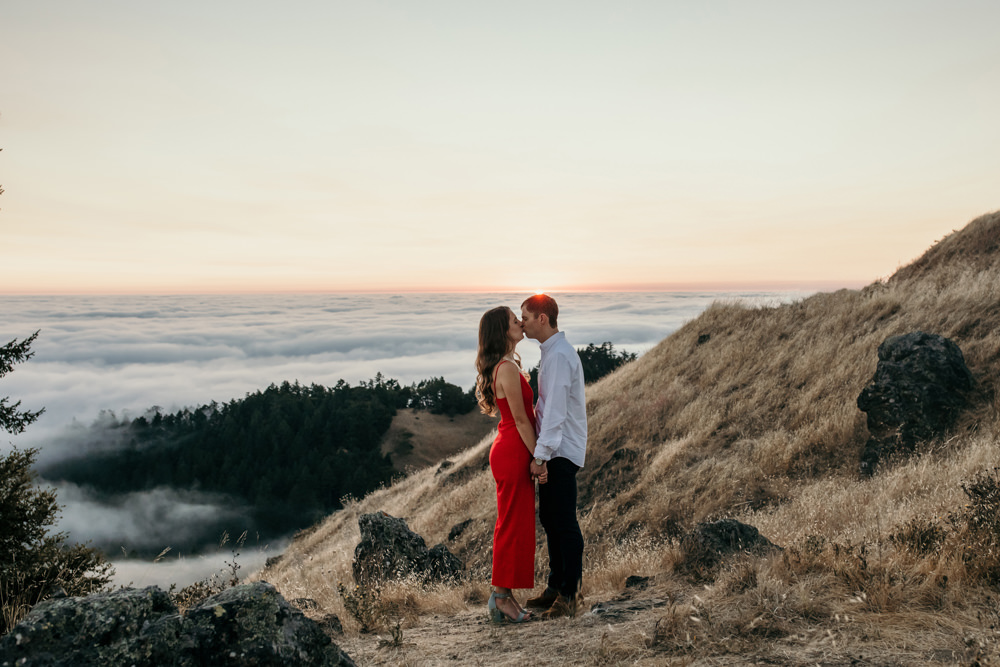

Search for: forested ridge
xmin=40 ymin=376 xmax=477 ymax=551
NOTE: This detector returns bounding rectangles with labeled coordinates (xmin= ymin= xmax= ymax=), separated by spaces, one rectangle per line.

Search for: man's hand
xmin=530 ymin=459 xmax=548 ymax=484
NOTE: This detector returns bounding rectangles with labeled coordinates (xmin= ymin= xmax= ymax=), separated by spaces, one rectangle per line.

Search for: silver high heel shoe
xmin=487 ymin=591 xmax=531 ymax=623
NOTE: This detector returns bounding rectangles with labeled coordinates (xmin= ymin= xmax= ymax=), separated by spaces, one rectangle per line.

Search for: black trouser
xmin=538 ymin=457 xmax=584 ymax=597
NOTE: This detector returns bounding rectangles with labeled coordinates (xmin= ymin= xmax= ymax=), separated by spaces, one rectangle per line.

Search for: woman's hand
xmin=530 ymin=459 xmax=548 ymax=484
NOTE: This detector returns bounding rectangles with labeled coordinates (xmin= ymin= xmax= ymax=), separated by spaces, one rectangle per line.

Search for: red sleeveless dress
xmin=489 ymin=361 xmax=537 ymax=589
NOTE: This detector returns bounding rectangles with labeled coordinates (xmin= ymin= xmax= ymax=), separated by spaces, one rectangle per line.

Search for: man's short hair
xmin=521 ymin=294 xmax=558 ymax=328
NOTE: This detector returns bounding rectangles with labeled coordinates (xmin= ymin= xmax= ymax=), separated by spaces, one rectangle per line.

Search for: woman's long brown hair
xmin=475 ymin=306 xmax=521 ymax=416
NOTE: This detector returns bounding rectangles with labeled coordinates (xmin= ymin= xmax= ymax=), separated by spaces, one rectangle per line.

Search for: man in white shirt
xmin=521 ymin=294 xmax=588 ymax=618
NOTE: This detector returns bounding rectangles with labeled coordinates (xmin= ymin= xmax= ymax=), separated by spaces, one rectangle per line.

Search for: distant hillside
xmin=379 ymin=408 xmax=496 ymax=473
xmin=257 ymin=210 xmax=1000 ymax=664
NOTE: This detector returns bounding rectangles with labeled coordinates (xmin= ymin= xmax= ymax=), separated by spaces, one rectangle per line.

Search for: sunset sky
xmin=2 ymin=1 xmax=998 ymax=294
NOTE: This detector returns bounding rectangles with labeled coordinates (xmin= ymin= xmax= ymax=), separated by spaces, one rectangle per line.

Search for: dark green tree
xmin=1 ymin=333 xmax=113 ymax=633
xmin=407 ymin=377 xmax=477 ymax=417
xmin=577 ymin=342 xmax=638 ymax=383
xmin=0 ymin=331 xmax=45 ymax=434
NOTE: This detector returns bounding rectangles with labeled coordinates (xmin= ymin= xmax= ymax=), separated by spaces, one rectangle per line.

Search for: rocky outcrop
xmin=857 ymin=331 xmax=975 ymax=475
xmin=676 ymin=519 xmax=779 ymax=579
xmin=0 ymin=582 xmax=355 ymax=667
xmin=352 ymin=511 xmax=463 ymax=587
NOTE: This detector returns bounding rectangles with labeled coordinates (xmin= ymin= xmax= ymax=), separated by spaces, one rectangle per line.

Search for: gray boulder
xmin=857 ymin=331 xmax=975 ymax=475
xmin=352 ymin=511 xmax=463 ymax=586
xmin=0 ymin=582 xmax=355 ymax=667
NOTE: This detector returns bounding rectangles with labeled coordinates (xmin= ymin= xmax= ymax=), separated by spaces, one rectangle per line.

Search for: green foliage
xmin=405 ymin=376 xmax=477 ymax=417
xmin=1 ymin=332 xmax=113 ymax=633
xmin=577 ymin=342 xmax=638 ymax=383
xmin=0 ymin=331 xmax=45 ymax=434
xmin=529 ymin=341 xmax=638 ymax=395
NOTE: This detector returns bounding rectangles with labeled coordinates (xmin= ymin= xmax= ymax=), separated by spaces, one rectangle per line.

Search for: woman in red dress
xmin=475 ymin=306 xmax=548 ymax=623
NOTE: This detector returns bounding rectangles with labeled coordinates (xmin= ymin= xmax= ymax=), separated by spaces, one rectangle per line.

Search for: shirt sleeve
xmin=534 ymin=350 xmax=572 ymax=461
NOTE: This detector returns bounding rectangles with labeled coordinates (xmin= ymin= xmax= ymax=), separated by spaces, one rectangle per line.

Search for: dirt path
xmin=337 ymin=596 xmax=672 ymax=666
xmin=332 ymin=593 xmax=961 ymax=666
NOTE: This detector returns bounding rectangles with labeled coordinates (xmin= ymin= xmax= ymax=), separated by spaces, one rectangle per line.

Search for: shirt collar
xmin=540 ymin=331 xmax=565 ymax=352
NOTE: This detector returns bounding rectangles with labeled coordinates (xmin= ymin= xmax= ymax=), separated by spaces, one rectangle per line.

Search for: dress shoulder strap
xmin=492 ymin=359 xmax=510 ymax=388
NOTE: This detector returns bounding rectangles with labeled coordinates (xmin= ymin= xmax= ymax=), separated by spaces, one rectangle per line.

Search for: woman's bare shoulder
xmin=495 ymin=360 xmax=521 ymax=380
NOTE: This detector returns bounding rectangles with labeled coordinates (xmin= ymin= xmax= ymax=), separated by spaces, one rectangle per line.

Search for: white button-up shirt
xmin=534 ymin=331 xmax=588 ymax=467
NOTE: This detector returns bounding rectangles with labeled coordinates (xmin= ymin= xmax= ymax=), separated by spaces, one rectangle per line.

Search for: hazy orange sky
xmin=2 ymin=1 xmax=998 ymax=294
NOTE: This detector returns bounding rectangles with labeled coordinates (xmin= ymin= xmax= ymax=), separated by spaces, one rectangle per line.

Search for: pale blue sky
xmin=2 ymin=0 xmax=998 ymax=292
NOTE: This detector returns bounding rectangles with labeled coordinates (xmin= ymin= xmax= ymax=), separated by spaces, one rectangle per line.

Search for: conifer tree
xmin=1 ymin=333 xmax=113 ymax=633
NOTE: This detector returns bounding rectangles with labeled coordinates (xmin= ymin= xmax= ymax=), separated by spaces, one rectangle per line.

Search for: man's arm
xmin=534 ymin=351 xmax=572 ymax=461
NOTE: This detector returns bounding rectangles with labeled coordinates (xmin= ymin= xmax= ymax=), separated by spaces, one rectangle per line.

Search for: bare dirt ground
xmin=381 ymin=409 xmax=496 ymax=473
xmin=331 ymin=589 xmax=973 ymax=666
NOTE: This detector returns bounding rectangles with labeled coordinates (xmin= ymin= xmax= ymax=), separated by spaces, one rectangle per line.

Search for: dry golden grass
xmin=380 ymin=408 xmax=496 ymax=473
xmin=255 ymin=210 xmax=1000 ymax=665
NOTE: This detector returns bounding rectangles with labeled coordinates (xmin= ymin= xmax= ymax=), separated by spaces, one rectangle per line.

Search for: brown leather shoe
xmin=525 ymin=587 xmax=559 ymax=609
xmin=540 ymin=594 xmax=577 ymax=619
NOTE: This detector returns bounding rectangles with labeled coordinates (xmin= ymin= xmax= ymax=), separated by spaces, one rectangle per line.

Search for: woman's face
xmin=506 ymin=308 xmax=524 ymax=348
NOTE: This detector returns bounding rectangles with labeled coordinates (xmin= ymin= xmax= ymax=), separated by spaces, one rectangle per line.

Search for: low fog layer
xmin=1 ymin=291 xmax=807 ymax=561
xmin=112 ymin=538 xmax=287 ymax=590
xmin=53 ymin=482 xmax=252 ymax=555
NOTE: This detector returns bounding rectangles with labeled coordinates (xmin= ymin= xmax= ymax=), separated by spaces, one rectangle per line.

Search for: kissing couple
xmin=474 ymin=294 xmax=589 ymax=623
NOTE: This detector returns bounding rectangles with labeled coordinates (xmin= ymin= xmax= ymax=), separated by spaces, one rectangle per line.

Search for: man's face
xmin=520 ymin=307 xmax=542 ymax=340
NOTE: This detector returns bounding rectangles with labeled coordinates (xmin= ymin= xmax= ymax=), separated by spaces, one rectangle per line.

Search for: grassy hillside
xmin=254 ymin=210 xmax=1000 ymax=665
xmin=379 ymin=408 xmax=496 ymax=473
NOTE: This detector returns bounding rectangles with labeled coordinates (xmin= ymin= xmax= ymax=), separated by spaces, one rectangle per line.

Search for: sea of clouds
xmin=0 ymin=290 xmax=808 ymax=586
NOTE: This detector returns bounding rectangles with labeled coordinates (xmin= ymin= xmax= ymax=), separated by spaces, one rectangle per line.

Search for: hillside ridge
xmin=256 ymin=210 xmax=1000 ymax=665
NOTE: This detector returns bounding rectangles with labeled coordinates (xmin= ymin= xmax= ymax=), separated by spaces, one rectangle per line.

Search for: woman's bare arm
xmin=496 ymin=362 xmax=538 ymax=456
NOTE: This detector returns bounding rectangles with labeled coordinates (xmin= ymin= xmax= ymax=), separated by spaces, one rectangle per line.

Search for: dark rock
xmin=0 ymin=586 xmax=177 ymax=667
xmin=697 ymin=333 xmax=711 ymax=345
xmin=182 ymin=582 xmax=354 ymax=666
xmin=676 ymin=519 xmax=780 ymax=579
xmin=857 ymin=331 xmax=975 ymax=475
xmin=0 ymin=582 xmax=356 ymax=667
xmin=427 ymin=543 xmax=464 ymax=581
xmin=448 ymin=518 xmax=473 ymax=541
xmin=352 ymin=511 xmax=464 ymax=587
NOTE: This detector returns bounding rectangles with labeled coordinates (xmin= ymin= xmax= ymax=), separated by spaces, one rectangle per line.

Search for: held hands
xmin=530 ymin=459 xmax=548 ymax=484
